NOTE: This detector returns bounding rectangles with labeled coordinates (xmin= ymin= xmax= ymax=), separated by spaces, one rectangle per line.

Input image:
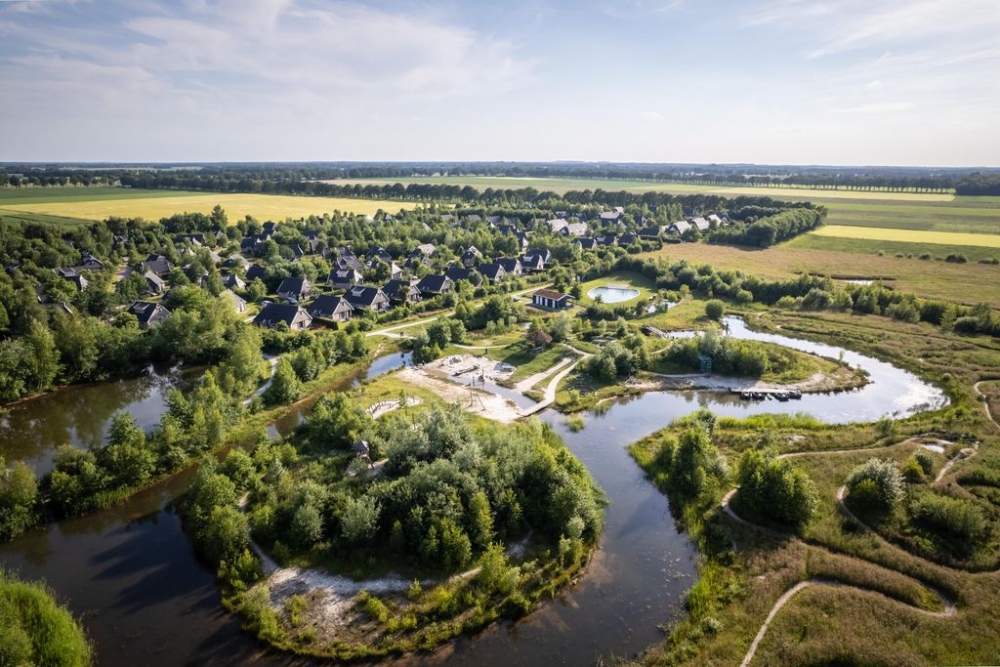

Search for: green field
xmin=645 ymin=242 xmax=1000 ymax=307
xmin=788 ymin=234 xmax=1000 ymax=262
xmin=811 ymin=225 xmax=1000 ymax=249
xmin=0 ymin=187 xmax=412 ymax=223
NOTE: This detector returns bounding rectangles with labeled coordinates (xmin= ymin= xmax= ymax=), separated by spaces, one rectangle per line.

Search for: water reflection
xmin=0 ymin=331 xmax=948 ymax=667
xmin=0 ymin=364 xmax=200 ymax=475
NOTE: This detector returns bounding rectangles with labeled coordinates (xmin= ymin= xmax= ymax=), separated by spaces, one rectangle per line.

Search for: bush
xmin=910 ymin=493 xmax=989 ymax=546
xmin=704 ymin=300 xmax=725 ymax=321
xmin=902 ymin=456 xmax=924 ymax=483
xmin=0 ymin=570 xmax=92 ymax=667
xmin=846 ymin=458 xmax=905 ymax=512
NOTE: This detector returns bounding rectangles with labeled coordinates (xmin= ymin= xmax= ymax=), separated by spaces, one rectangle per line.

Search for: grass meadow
xmin=627 ymin=308 xmax=1000 ymax=667
xmin=645 ymin=243 xmax=1000 ymax=307
xmin=0 ymin=187 xmax=412 ymax=223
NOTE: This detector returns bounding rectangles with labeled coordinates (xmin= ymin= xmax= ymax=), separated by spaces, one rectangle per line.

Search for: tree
xmin=262 ymin=358 xmax=301 ymax=406
xmin=340 ymin=495 xmax=381 ymax=545
xmin=305 ymin=392 xmax=369 ymax=451
xmin=548 ymin=312 xmax=572 ymax=342
xmin=736 ymin=448 xmax=818 ymax=530
xmin=0 ymin=457 xmax=38 ymax=539
xmin=467 ymin=490 xmax=494 ymax=551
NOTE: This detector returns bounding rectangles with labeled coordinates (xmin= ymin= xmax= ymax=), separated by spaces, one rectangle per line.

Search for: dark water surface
xmin=0 ymin=325 xmax=946 ymax=666
xmin=0 ymin=364 xmax=201 ymax=476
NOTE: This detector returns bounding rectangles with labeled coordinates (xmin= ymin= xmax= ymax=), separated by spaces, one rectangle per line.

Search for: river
xmin=0 ymin=324 xmax=946 ymax=666
xmin=0 ymin=363 xmax=201 ymax=476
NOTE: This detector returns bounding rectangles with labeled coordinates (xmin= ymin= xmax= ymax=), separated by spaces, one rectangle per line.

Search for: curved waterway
xmin=0 ymin=363 xmax=201 ymax=476
xmin=0 ymin=324 xmax=946 ymax=666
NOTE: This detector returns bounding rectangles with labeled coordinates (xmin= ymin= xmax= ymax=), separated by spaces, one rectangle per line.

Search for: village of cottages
xmin=74 ymin=207 xmax=725 ymax=332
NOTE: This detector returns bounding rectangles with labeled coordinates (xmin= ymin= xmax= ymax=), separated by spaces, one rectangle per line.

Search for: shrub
xmin=704 ymin=300 xmax=725 ymax=321
xmin=902 ymin=457 xmax=924 ymax=483
xmin=846 ymin=458 xmax=905 ymax=512
xmin=910 ymin=493 xmax=989 ymax=545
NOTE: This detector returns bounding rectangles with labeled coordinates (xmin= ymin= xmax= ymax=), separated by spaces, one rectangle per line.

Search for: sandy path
xmin=514 ymin=356 xmax=575 ymax=393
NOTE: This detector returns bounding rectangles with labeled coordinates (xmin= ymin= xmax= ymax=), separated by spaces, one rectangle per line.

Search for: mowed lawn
xmin=0 ymin=188 xmax=412 ymax=222
xmin=811 ymin=225 xmax=1000 ymax=249
xmin=644 ymin=243 xmax=1000 ymax=308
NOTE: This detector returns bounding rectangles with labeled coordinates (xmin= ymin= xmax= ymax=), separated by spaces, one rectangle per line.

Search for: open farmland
xmin=0 ymin=187 xmax=412 ymax=223
xmin=645 ymin=242 xmax=1000 ymax=307
xmin=810 ymin=225 xmax=1000 ymax=249
xmin=331 ymin=175 xmax=955 ymax=202
xmin=787 ymin=234 xmax=1000 ymax=263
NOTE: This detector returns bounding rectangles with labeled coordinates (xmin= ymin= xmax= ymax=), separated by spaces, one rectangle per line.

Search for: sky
xmin=1 ymin=0 xmax=998 ymax=166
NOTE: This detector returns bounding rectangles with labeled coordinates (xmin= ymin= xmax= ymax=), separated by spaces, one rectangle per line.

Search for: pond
xmin=0 ymin=325 xmax=947 ymax=666
xmin=0 ymin=363 xmax=201 ymax=476
xmin=588 ymin=285 xmax=640 ymax=303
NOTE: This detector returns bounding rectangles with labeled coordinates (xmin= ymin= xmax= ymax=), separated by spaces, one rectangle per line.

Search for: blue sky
xmin=1 ymin=0 xmax=998 ymax=165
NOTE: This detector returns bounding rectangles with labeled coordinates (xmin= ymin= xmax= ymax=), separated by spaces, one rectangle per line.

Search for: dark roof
xmin=254 ymin=302 xmax=311 ymax=328
xmin=496 ymin=257 xmax=522 ymax=273
xmin=576 ymin=238 xmax=597 ymax=250
xmin=277 ymin=277 xmax=310 ymax=296
xmin=477 ymin=262 xmax=506 ymax=281
xmin=445 ymin=266 xmax=479 ymax=283
xmin=142 ymin=255 xmax=173 ymax=277
xmin=383 ymin=279 xmax=419 ymax=299
xmin=619 ymin=232 xmax=638 ymax=245
xmin=246 ymin=265 xmax=266 ymax=281
xmin=416 ymin=274 xmax=453 ymax=294
xmin=343 ymin=285 xmax=388 ymax=308
xmin=306 ymin=294 xmax=353 ymax=319
xmin=329 ymin=267 xmax=363 ymax=284
xmin=129 ymin=300 xmax=171 ymax=325
xmin=365 ymin=246 xmax=393 ymax=262
xmin=222 ymin=273 xmax=246 ymax=289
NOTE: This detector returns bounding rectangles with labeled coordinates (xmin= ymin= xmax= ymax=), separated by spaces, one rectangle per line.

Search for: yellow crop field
xmin=811 ymin=225 xmax=1000 ymax=248
xmin=3 ymin=192 xmax=413 ymax=222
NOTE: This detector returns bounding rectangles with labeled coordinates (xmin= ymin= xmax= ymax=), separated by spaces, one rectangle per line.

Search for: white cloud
xmin=639 ymin=110 xmax=663 ymax=121
xmin=832 ymin=102 xmax=914 ymax=115
xmin=0 ymin=0 xmax=533 ymax=111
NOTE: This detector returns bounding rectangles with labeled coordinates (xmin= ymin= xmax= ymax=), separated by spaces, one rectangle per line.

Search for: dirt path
xmin=974 ymin=380 xmax=1000 ymax=431
xmin=514 ymin=356 xmax=575 ymax=393
xmin=738 ymin=578 xmax=954 ymax=667
xmin=723 ymin=426 xmax=980 ymax=667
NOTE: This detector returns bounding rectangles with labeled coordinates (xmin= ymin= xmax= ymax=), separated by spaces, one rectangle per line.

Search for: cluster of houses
xmin=250 ymin=238 xmax=558 ymax=331
xmin=28 ymin=206 xmax=723 ymax=333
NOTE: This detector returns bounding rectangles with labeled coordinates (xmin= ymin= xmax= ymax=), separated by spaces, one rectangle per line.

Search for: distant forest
xmin=2 ymin=162 xmax=1000 ymax=195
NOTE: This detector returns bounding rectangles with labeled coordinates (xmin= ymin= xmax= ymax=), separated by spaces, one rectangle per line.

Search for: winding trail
xmin=738 ymin=578 xmax=954 ymax=667
xmin=974 ymin=380 xmax=1000 ymax=431
xmin=722 ymin=411 xmax=994 ymax=667
xmin=722 ymin=487 xmax=958 ymax=667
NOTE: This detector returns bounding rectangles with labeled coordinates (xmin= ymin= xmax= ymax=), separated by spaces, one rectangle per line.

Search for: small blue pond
xmin=588 ymin=284 xmax=640 ymax=303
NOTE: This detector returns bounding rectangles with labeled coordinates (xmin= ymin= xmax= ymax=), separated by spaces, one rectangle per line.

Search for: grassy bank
xmin=623 ymin=309 xmax=1000 ymax=666
xmin=0 ymin=568 xmax=92 ymax=667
